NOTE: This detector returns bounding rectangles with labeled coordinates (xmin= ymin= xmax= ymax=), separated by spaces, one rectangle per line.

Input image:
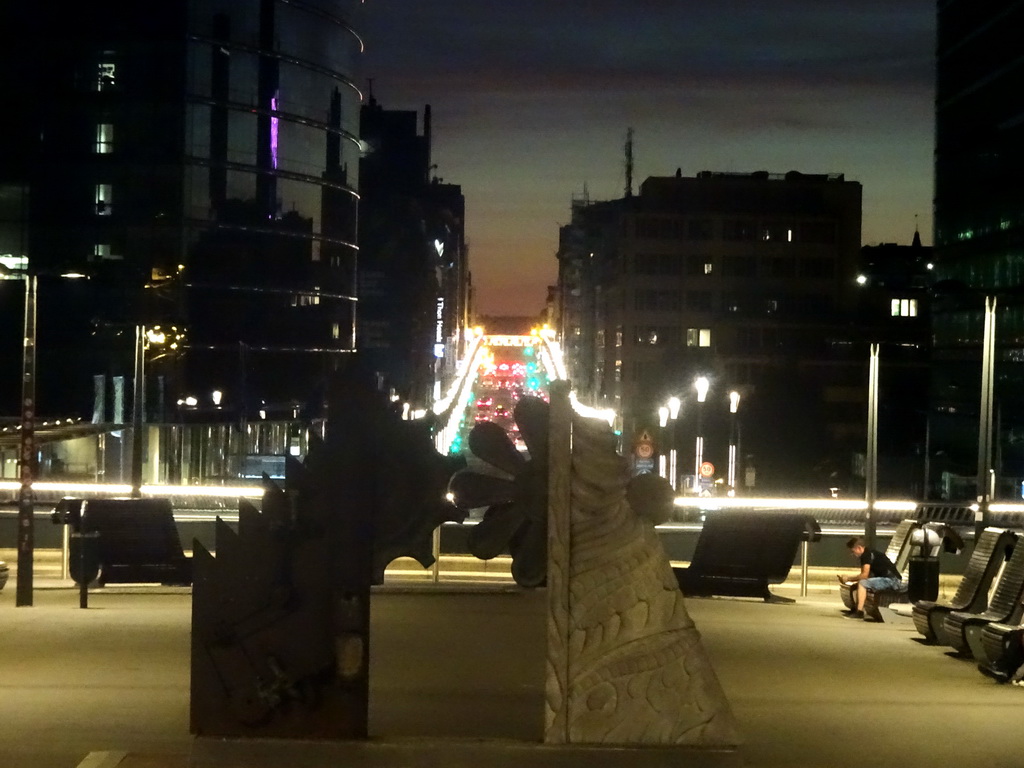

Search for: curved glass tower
xmin=1 ymin=0 xmax=364 ymax=419
xmin=932 ymin=0 xmax=1024 ymax=495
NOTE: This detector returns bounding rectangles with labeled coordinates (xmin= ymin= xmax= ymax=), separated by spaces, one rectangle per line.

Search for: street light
xmin=728 ymin=391 xmax=741 ymax=496
xmin=3 ymin=267 xmax=86 ymax=606
xmin=16 ymin=274 xmax=37 ymax=607
xmin=658 ymin=405 xmax=669 ymax=479
xmin=977 ymin=295 xmax=997 ymax=539
xmin=694 ymin=376 xmax=709 ymax=493
xmin=131 ymin=325 xmax=171 ymax=497
xmin=667 ymin=396 xmax=681 ymax=490
xmin=865 ymin=343 xmax=880 ymax=549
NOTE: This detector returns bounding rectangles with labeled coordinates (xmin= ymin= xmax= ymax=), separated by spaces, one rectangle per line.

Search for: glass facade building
xmin=0 ymin=0 xmax=363 ymax=420
xmin=932 ymin=0 xmax=1024 ymax=495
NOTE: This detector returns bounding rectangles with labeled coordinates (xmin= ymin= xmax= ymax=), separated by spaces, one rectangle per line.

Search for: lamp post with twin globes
xmin=658 ymin=405 xmax=669 ymax=480
xmin=727 ymin=390 xmax=741 ymax=496
xmin=693 ymin=376 xmax=709 ymax=493
xmin=658 ymin=396 xmax=681 ymax=489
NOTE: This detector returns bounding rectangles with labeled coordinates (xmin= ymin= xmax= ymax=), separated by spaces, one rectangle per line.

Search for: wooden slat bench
xmin=841 ymin=518 xmax=919 ymax=613
xmin=911 ymin=527 xmax=1016 ymax=643
xmin=943 ymin=533 xmax=1024 ymax=657
xmin=977 ymin=621 xmax=1024 ymax=673
xmin=864 ymin=582 xmax=910 ymax=621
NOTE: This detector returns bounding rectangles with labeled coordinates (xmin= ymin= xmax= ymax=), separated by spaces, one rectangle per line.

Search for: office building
xmin=932 ymin=0 xmax=1024 ymax=497
xmin=0 ymin=0 xmax=364 ymax=425
xmin=558 ymin=170 xmax=865 ymax=494
xmin=358 ymin=99 xmax=470 ymax=410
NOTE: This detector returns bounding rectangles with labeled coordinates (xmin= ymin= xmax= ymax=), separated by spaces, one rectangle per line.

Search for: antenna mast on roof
xmin=624 ymin=127 xmax=634 ymax=198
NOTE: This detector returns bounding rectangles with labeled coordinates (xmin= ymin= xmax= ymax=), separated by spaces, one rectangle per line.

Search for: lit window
xmin=95 ymin=184 xmax=112 ymax=216
xmin=96 ymin=62 xmax=116 ymax=91
xmin=686 ymin=328 xmax=712 ymax=348
xmin=93 ymin=243 xmax=112 ymax=260
xmin=95 ymin=124 xmax=114 ymax=154
xmin=891 ymin=298 xmax=918 ymax=317
xmin=704 ymin=262 xmax=713 ymax=275
xmin=332 ymin=323 xmax=340 ymax=339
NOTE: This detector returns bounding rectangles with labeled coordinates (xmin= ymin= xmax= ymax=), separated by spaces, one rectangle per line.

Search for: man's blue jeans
xmin=861 ymin=575 xmax=902 ymax=592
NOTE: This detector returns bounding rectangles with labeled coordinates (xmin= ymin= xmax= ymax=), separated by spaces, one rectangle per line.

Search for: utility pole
xmin=131 ymin=325 xmax=145 ymax=497
xmin=624 ymin=127 xmax=634 ymax=199
xmin=16 ymin=274 xmax=38 ymax=607
xmin=976 ymin=295 xmax=997 ymax=540
xmin=865 ymin=343 xmax=879 ymax=550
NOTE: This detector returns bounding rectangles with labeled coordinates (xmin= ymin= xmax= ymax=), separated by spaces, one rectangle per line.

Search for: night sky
xmin=361 ymin=1 xmax=935 ymax=316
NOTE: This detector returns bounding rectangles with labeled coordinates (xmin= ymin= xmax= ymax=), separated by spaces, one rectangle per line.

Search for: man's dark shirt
xmin=860 ymin=548 xmax=898 ymax=579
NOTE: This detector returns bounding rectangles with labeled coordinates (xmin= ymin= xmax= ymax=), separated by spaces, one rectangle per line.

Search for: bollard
xmin=800 ymin=540 xmax=809 ymax=597
xmin=61 ymin=523 xmax=70 ymax=581
xmin=72 ymin=530 xmax=100 ymax=609
xmin=431 ymin=525 xmax=441 ymax=583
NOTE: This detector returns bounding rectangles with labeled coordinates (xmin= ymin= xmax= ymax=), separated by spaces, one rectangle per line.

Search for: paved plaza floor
xmin=0 ymin=561 xmax=1022 ymax=768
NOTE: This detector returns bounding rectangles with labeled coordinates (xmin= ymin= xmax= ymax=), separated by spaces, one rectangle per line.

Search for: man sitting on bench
xmin=838 ymin=536 xmax=902 ymax=619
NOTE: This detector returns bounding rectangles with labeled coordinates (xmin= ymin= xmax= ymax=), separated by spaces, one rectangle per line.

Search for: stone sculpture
xmin=449 ymin=385 xmax=739 ymax=747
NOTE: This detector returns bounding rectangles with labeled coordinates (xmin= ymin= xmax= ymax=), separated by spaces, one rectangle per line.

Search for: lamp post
xmin=667 ymin=396 xmax=681 ymax=490
xmin=694 ymin=376 xmax=709 ymax=493
xmin=131 ymin=325 xmax=145 ymax=497
xmin=131 ymin=325 xmax=168 ymax=497
xmin=976 ymin=295 xmax=997 ymax=540
xmin=865 ymin=343 xmax=880 ymax=550
xmin=727 ymin=390 xmax=740 ymax=496
xmin=5 ymin=267 xmax=87 ymax=606
xmin=658 ymin=405 xmax=669 ymax=480
xmin=16 ymin=274 xmax=38 ymax=607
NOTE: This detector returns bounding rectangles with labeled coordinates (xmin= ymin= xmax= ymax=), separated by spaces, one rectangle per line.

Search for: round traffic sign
xmin=699 ymin=461 xmax=715 ymax=478
xmin=636 ymin=442 xmax=654 ymax=459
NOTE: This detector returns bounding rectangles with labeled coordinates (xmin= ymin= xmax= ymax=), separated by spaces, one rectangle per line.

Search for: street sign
xmin=635 ymin=430 xmax=654 ymax=459
xmin=699 ymin=461 xmax=715 ymax=478
xmin=634 ymin=457 xmax=655 ymax=474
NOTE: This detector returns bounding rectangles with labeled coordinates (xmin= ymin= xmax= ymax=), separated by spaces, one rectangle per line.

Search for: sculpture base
xmin=182 ymin=736 xmax=743 ymax=768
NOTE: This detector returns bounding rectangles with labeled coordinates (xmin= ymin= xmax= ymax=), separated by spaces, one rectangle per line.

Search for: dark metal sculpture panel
xmin=190 ymin=374 xmax=463 ymax=738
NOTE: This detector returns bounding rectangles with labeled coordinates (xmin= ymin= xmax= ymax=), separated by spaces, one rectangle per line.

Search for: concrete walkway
xmin=0 ymin=567 xmax=1021 ymax=767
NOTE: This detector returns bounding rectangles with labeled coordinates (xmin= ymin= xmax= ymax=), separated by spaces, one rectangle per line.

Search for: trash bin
xmin=907 ymin=555 xmax=940 ymax=602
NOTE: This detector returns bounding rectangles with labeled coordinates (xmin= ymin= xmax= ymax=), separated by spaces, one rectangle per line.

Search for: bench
xmin=911 ymin=527 xmax=1016 ymax=643
xmin=942 ymin=532 xmax=1024 ymax=657
xmin=673 ymin=511 xmax=820 ymax=603
xmin=863 ymin=581 xmax=911 ymax=621
xmin=840 ymin=518 xmax=919 ymax=613
xmin=858 ymin=522 xmax=965 ymax=622
xmin=977 ymin=622 xmax=1024 ymax=674
xmin=51 ymin=497 xmax=192 ymax=586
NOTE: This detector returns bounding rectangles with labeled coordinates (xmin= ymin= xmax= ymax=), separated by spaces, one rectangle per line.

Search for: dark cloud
xmin=363 ymin=1 xmax=933 ymax=93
